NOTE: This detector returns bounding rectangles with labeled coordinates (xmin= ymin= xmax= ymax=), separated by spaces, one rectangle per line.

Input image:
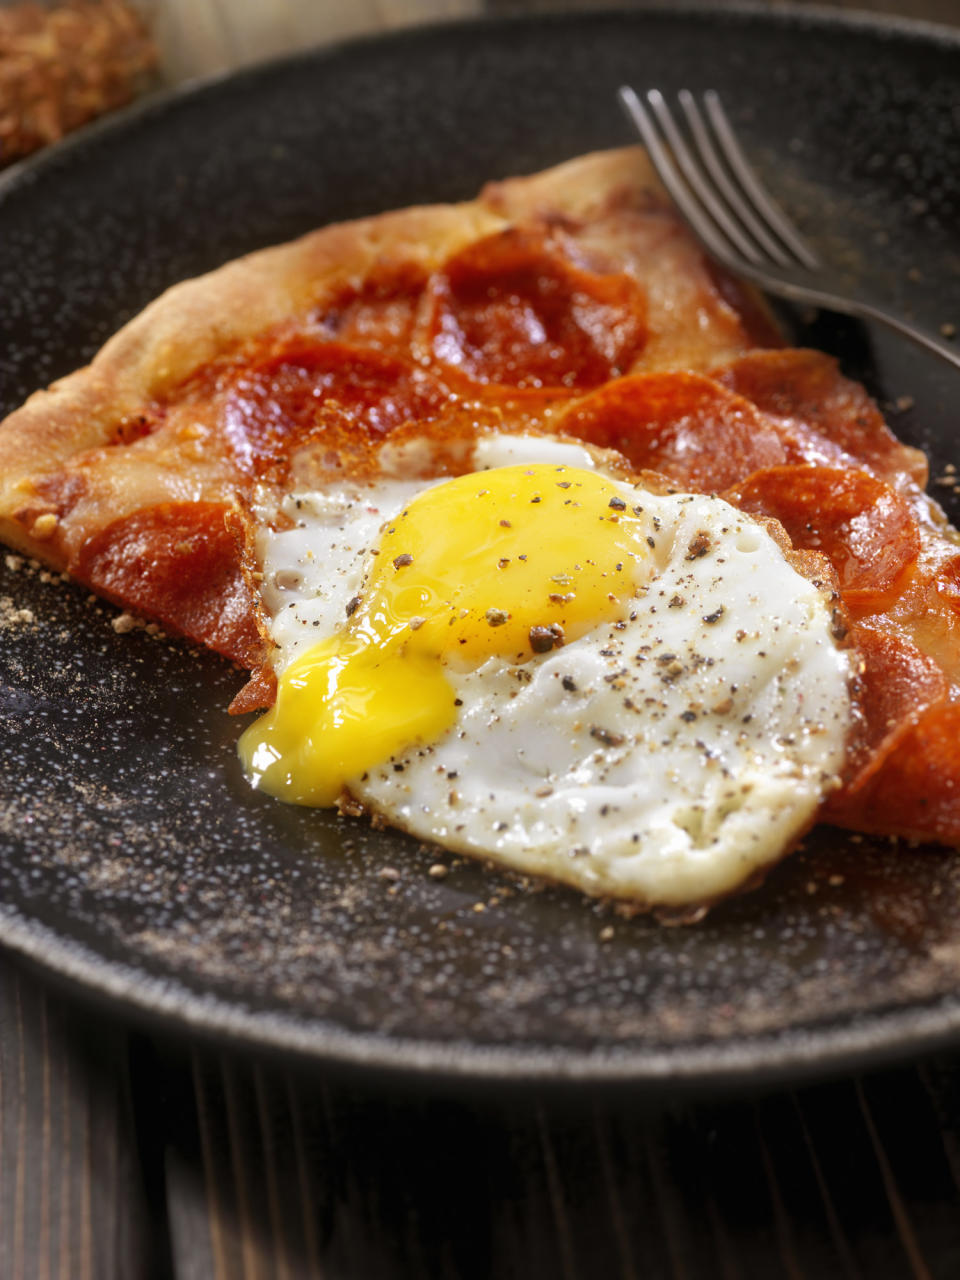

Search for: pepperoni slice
xmin=73 ymin=502 xmax=262 ymax=666
xmin=932 ymin=554 xmax=960 ymax=619
xmin=220 ymin=339 xmax=448 ymax=474
xmin=712 ymin=348 xmax=928 ymax=489
xmin=229 ymin=665 xmax=278 ymax=714
xmin=426 ymin=226 xmax=647 ymax=389
xmin=844 ymin=626 xmax=947 ymax=770
xmin=824 ymin=626 xmax=960 ymax=844
xmin=555 ymin=371 xmax=787 ymax=491
xmin=726 ymin=465 xmax=920 ymax=616
xmin=312 ymin=260 xmax=428 ymax=354
xmin=828 ymin=699 xmax=960 ymax=846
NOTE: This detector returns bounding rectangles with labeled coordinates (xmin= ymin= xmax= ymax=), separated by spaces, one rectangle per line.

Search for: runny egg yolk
xmin=239 ymin=463 xmax=654 ymax=805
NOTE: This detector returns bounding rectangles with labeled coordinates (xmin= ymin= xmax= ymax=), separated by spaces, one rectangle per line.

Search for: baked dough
xmin=2 ymin=146 xmax=960 ymax=846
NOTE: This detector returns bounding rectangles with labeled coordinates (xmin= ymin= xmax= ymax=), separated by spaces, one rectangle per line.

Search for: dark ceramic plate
xmin=2 ymin=5 xmax=960 ymax=1088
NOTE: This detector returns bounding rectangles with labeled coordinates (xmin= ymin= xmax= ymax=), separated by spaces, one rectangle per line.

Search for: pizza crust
xmin=4 ymin=144 xmax=960 ymax=848
xmin=0 ymin=146 xmax=764 ymax=566
xmin=0 ymin=201 xmax=507 ymax=562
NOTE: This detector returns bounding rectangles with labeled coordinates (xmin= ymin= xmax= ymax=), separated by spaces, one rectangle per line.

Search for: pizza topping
xmin=856 ymin=700 xmax=960 ymax=844
xmin=425 ymin=226 xmax=648 ymax=388
xmin=228 ymin=665 xmax=277 ymax=715
xmin=828 ymin=693 xmax=960 ymax=846
xmin=821 ymin=625 xmax=960 ymax=845
xmin=313 ymin=259 xmax=428 ymax=353
xmin=217 ymin=338 xmax=449 ymax=476
xmin=726 ymin=465 xmax=921 ymax=617
xmin=4 ymin=145 xmax=960 ymax=866
xmin=712 ymin=348 xmax=928 ymax=491
xmin=72 ymin=502 xmax=261 ymax=665
xmin=846 ymin=627 xmax=948 ymax=763
xmin=29 ymin=512 xmax=59 ymax=539
xmin=932 ymin=555 xmax=960 ymax=619
xmin=554 ymin=371 xmax=787 ymax=491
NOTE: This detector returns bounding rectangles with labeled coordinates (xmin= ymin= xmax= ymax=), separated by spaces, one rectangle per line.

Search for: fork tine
xmin=677 ymin=91 xmax=792 ymax=269
xmin=703 ymin=90 xmax=821 ymax=271
xmin=622 ymin=88 xmax=960 ymax=374
xmin=617 ymin=86 xmax=745 ymax=272
xmin=644 ymin=89 xmax=765 ymax=267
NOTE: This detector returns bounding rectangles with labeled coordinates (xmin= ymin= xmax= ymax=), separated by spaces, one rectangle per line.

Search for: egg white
xmin=249 ymin=435 xmax=854 ymax=907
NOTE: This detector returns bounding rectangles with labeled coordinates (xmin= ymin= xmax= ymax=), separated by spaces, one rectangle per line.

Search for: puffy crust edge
xmin=0 ymin=147 xmax=667 ymax=566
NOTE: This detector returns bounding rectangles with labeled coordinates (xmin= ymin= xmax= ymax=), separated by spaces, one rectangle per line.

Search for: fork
xmin=618 ymin=86 xmax=960 ymax=373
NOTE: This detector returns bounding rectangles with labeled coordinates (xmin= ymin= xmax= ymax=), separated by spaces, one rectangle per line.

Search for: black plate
xmin=2 ymin=5 xmax=960 ymax=1088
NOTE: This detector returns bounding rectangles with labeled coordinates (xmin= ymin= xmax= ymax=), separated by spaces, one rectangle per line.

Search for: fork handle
xmin=851 ymin=298 xmax=960 ymax=374
xmin=735 ymin=268 xmax=960 ymax=374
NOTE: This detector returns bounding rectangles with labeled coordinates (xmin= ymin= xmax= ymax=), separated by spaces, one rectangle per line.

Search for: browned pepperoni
xmin=73 ymin=502 xmax=261 ymax=666
xmin=425 ymin=226 xmax=648 ymax=389
xmin=556 ymin=371 xmax=787 ymax=491
xmin=726 ymin=465 xmax=920 ymax=617
xmin=711 ymin=348 xmax=927 ymax=489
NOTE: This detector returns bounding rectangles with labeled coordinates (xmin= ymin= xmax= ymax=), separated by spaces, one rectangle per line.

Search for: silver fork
xmin=618 ymin=86 xmax=960 ymax=373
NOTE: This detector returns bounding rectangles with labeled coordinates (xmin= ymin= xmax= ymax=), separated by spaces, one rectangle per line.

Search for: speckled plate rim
xmin=2 ymin=0 xmax=959 ymax=211
xmin=2 ymin=3 xmax=960 ymax=1089
xmin=6 ymin=901 xmax=960 ymax=1090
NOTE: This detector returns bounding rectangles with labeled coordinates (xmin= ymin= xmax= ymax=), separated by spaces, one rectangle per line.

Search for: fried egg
xmin=239 ymin=435 xmax=853 ymax=907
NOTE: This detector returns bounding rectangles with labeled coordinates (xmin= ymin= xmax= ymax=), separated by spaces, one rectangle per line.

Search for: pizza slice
xmin=0 ymin=149 xmax=771 ymax=664
xmin=2 ymin=147 xmax=959 ymax=905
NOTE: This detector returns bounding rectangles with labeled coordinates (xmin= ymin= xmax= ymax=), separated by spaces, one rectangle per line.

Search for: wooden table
xmin=3 ymin=2 xmax=960 ymax=1276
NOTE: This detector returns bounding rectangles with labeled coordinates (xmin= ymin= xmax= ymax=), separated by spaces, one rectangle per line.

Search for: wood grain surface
xmin=0 ymin=964 xmax=152 ymax=1278
xmin=3 ymin=1 xmax=960 ymax=1277
xmin=6 ymin=954 xmax=960 ymax=1278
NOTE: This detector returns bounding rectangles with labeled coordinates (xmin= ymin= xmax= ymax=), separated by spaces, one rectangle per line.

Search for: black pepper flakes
xmin=702 ymin=606 xmax=725 ymax=624
xmin=657 ymin=657 xmax=685 ymax=683
xmin=345 ymin=595 xmax=361 ymax=617
xmin=529 ymin=623 xmax=564 ymax=653
xmin=603 ymin=669 xmax=628 ymax=685
xmin=608 ymin=496 xmax=626 ymax=511
xmin=686 ymin=531 xmax=712 ymax=560
xmin=590 ymin=725 xmax=625 ymax=747
xmin=392 ymin=553 xmax=413 ymax=569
